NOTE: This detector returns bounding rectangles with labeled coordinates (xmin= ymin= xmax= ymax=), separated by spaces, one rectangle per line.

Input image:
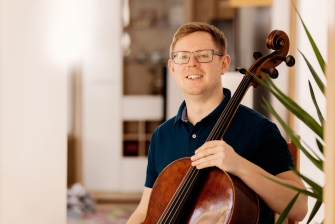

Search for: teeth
xmin=187 ymin=75 xmax=202 ymax=79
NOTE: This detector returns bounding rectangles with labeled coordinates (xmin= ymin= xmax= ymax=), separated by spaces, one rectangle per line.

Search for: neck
xmin=184 ymin=90 xmax=225 ymax=125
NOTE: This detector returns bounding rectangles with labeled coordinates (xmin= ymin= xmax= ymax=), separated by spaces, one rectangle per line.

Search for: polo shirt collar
xmin=174 ymin=88 xmax=232 ymax=124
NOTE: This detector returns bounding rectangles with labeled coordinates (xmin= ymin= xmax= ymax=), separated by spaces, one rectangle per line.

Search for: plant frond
xmin=316 ymin=138 xmax=324 ymax=154
xmin=254 ymin=75 xmax=323 ymax=139
xmin=307 ymin=200 xmax=323 ymax=223
xmin=290 ymin=169 xmax=322 ymax=199
xmin=292 ymin=2 xmax=326 ymax=73
xmin=299 ymin=50 xmax=325 ymax=93
xmin=261 ymin=98 xmax=323 ymax=170
xmin=308 ymin=80 xmax=324 ymax=126
xmin=275 ymin=193 xmax=300 ymax=224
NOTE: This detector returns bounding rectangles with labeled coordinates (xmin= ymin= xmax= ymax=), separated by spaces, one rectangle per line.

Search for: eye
xmin=198 ymin=52 xmax=209 ymax=58
xmin=178 ymin=53 xmax=189 ymax=60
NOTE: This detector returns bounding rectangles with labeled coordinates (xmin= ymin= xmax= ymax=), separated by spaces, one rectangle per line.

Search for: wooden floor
xmin=67 ymin=202 xmax=138 ymax=224
xmin=95 ymin=201 xmax=138 ymax=210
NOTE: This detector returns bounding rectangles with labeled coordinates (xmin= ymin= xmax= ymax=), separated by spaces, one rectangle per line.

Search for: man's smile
xmin=186 ymin=75 xmax=203 ymax=79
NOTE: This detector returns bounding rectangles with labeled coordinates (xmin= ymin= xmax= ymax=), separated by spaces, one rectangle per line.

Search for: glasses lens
xmin=196 ymin=50 xmax=213 ymax=63
xmin=172 ymin=50 xmax=216 ymax=64
xmin=173 ymin=52 xmax=190 ymax=64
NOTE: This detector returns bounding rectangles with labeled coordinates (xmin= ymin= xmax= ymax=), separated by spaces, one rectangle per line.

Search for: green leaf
xmin=251 ymin=74 xmax=323 ymax=139
xmin=292 ymin=2 xmax=326 ymax=73
xmin=301 ymin=139 xmax=323 ymax=162
xmin=261 ymin=98 xmax=323 ymax=170
xmin=299 ymin=50 xmax=325 ymax=94
xmin=275 ymin=193 xmax=300 ymax=224
xmin=265 ymin=76 xmax=323 ymax=138
xmin=255 ymin=75 xmax=323 ymax=139
xmin=316 ymin=138 xmax=324 ymax=154
xmin=290 ymin=169 xmax=322 ymax=199
xmin=307 ymin=200 xmax=323 ymax=224
xmin=308 ymin=80 xmax=324 ymax=125
xmin=263 ymin=174 xmax=320 ymax=199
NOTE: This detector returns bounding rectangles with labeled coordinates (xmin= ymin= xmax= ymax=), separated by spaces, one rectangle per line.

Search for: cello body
xmin=142 ymin=158 xmax=259 ymax=224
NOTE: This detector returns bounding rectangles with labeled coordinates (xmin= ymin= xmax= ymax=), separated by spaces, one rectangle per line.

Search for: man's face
xmin=168 ymin=31 xmax=230 ymax=98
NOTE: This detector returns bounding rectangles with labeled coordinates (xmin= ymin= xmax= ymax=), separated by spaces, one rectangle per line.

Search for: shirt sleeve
xmin=253 ymin=120 xmax=295 ymax=175
xmin=144 ymin=131 xmax=158 ymax=188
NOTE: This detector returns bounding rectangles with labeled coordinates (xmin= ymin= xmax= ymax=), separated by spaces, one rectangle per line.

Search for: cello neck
xmin=207 ymin=74 xmax=254 ymax=142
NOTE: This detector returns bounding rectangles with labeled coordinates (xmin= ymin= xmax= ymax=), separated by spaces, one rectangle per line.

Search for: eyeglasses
xmin=171 ymin=49 xmax=223 ymax=64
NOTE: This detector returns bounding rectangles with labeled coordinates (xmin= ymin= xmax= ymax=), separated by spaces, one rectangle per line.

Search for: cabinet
xmin=123 ymin=120 xmax=162 ymax=156
xmin=122 ymin=95 xmax=164 ymax=157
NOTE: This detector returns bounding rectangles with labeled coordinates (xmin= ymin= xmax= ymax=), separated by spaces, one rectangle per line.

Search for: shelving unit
xmin=122 ymin=94 xmax=164 ymax=157
xmin=122 ymin=0 xmax=183 ymax=157
xmin=123 ymin=120 xmax=161 ymax=156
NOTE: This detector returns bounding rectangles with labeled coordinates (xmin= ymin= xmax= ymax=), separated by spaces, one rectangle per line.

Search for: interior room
xmin=1 ymin=0 xmax=334 ymax=224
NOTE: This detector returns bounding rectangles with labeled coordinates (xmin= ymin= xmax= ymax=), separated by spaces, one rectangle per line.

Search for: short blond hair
xmin=169 ymin=21 xmax=227 ymax=58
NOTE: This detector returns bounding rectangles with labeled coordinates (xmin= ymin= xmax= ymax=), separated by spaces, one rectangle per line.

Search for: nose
xmin=188 ymin=53 xmax=199 ymax=66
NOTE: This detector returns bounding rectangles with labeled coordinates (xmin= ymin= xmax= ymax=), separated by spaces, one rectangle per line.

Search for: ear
xmin=220 ymin=55 xmax=231 ymax=75
xmin=168 ymin=59 xmax=175 ymax=76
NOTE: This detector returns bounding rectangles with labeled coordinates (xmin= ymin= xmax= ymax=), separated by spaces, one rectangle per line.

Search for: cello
xmin=142 ymin=30 xmax=295 ymax=224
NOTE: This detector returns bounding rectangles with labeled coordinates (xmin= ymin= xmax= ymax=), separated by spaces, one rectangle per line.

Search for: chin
xmin=185 ymin=90 xmax=205 ymax=96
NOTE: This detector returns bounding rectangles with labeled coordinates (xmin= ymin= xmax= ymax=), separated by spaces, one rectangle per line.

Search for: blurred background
xmin=0 ymin=0 xmax=332 ymax=223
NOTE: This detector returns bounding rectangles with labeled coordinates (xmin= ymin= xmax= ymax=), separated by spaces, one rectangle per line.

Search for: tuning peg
xmin=285 ymin=55 xmax=295 ymax=67
xmin=278 ymin=55 xmax=295 ymax=67
xmin=262 ymin=68 xmax=278 ymax=79
xmin=235 ymin=67 xmax=247 ymax=74
xmin=253 ymin=52 xmax=263 ymax=60
xmin=268 ymin=68 xmax=278 ymax=79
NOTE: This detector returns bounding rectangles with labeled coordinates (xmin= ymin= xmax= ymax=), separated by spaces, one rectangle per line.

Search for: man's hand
xmin=190 ymin=140 xmax=242 ymax=175
xmin=191 ymin=140 xmax=308 ymax=221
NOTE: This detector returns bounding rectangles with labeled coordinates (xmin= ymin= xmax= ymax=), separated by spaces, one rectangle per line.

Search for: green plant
xmin=257 ymin=5 xmax=326 ymax=224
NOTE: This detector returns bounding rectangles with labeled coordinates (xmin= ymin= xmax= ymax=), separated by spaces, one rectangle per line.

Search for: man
xmin=127 ymin=22 xmax=307 ymax=224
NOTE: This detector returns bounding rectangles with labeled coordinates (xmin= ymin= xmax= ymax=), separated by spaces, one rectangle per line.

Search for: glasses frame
xmin=171 ymin=49 xmax=223 ymax=64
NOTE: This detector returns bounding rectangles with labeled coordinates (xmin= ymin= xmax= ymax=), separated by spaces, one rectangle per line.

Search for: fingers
xmin=191 ymin=140 xmax=228 ymax=170
xmin=192 ymin=140 xmax=227 ymax=160
xmin=194 ymin=140 xmax=226 ymax=154
xmin=191 ymin=153 xmax=223 ymax=169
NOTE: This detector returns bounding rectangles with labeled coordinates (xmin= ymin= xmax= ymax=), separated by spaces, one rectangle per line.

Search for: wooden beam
xmin=288 ymin=0 xmax=298 ymax=131
xmin=183 ymin=0 xmax=194 ymax=23
xmin=0 ymin=0 xmax=2 ymax=221
xmin=324 ymin=1 xmax=335 ymax=223
xmin=73 ymin=63 xmax=83 ymax=183
xmin=230 ymin=0 xmax=272 ymax=7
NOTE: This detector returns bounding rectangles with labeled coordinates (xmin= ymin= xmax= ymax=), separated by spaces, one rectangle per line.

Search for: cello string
xmin=207 ymin=75 xmax=250 ymax=140
xmin=157 ymin=168 xmax=192 ymax=223
xmin=158 ymin=165 xmax=199 ymax=222
xmin=208 ymin=74 xmax=252 ymax=141
xmin=165 ymin=167 xmax=200 ymax=222
xmin=159 ymin=166 xmax=199 ymax=223
xmin=165 ymin=168 xmax=200 ymax=223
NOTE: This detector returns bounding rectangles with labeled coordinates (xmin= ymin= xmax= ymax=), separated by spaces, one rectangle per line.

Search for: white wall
xmin=81 ymin=0 xmax=123 ymax=191
xmin=295 ymin=1 xmax=328 ymax=223
xmin=270 ymin=0 xmax=291 ymax=137
xmin=0 ymin=0 xmax=67 ymax=223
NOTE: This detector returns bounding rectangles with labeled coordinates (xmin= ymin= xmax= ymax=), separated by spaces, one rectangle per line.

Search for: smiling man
xmin=127 ymin=21 xmax=307 ymax=224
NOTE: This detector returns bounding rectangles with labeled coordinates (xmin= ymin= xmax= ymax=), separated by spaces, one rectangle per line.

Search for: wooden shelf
xmin=123 ymin=63 xmax=166 ymax=95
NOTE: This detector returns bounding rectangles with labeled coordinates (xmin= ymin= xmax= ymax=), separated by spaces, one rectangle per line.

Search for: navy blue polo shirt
xmin=145 ymin=88 xmax=294 ymax=224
